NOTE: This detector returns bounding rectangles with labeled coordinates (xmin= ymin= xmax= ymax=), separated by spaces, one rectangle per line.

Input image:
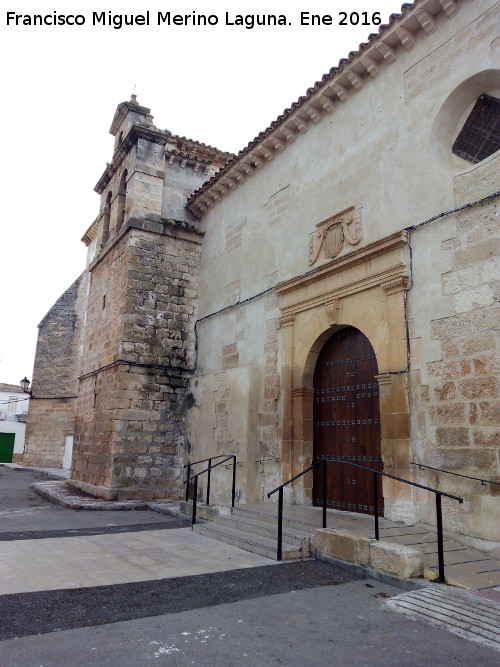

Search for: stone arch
xmin=297 ymin=296 xmax=392 ymax=392
xmin=431 ymin=69 xmax=500 ymax=171
xmin=276 ymin=233 xmax=410 ymax=507
xmin=311 ymin=325 xmax=383 ymax=514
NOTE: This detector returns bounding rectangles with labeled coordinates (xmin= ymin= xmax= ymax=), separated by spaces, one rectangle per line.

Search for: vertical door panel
xmin=313 ymin=328 xmax=383 ymax=515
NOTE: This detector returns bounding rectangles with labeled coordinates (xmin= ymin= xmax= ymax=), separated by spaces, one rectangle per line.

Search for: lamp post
xmin=20 ymin=377 xmax=31 ymax=394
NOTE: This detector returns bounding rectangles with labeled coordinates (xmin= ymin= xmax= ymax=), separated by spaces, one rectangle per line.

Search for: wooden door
xmin=313 ymin=327 xmax=383 ymax=515
xmin=0 ymin=433 xmax=15 ymax=463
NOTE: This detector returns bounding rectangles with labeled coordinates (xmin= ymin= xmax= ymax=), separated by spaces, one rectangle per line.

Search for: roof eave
xmin=187 ymin=0 xmax=459 ymax=218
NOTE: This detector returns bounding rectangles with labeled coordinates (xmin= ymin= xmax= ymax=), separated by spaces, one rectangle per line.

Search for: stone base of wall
xmin=68 ymin=475 xmax=174 ymax=501
xmin=23 ymin=398 xmax=75 ymax=468
xmin=72 ymin=362 xmax=189 ymax=501
xmin=313 ymin=528 xmax=423 ymax=579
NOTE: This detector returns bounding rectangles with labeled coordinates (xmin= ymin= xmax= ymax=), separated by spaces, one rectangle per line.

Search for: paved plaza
xmin=0 ymin=465 xmax=498 ymax=665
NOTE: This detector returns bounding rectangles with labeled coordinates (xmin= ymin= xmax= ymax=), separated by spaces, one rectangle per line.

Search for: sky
xmin=1 ymin=0 xmax=403 ymax=386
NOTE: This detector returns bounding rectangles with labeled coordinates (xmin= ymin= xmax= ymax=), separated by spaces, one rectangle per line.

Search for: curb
xmin=1 ymin=463 xmax=69 ymax=481
xmin=31 ymin=479 xmax=183 ymax=515
xmin=314 ymin=554 xmax=432 ymax=592
xmin=31 ymin=481 xmax=149 ymax=511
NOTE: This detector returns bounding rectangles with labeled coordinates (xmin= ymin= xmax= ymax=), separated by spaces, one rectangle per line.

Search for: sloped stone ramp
xmin=386 ymin=587 xmax=500 ymax=652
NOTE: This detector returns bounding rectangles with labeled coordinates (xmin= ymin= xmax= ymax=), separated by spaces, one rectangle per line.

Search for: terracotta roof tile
xmin=187 ymin=1 xmax=421 ymax=211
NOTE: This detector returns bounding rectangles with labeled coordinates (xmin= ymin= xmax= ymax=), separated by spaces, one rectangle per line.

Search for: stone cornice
xmin=278 ymin=313 xmax=296 ymax=328
xmin=291 ymin=387 xmax=315 ymax=398
xmin=382 ymin=276 xmax=410 ymax=295
xmin=187 ymin=0 xmax=461 ymax=218
xmin=88 ymin=215 xmax=204 ymax=272
xmin=109 ymin=99 xmax=151 ymax=136
xmin=375 ymin=373 xmax=393 ymax=386
xmin=168 ymin=134 xmax=234 ymax=165
xmin=94 ymin=125 xmax=169 ymax=195
xmin=81 ymin=216 xmax=100 ymax=246
xmin=275 ymin=231 xmax=408 ymax=297
xmin=165 ymin=149 xmax=213 ymax=175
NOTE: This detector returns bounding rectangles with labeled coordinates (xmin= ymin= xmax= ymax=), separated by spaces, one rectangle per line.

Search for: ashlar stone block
xmin=369 ymin=541 xmax=423 ymax=579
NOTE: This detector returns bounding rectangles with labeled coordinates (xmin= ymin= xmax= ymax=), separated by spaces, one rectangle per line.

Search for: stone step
xmin=193 ymin=522 xmax=306 ymax=560
xmin=232 ymin=505 xmax=319 ymax=533
xmin=212 ymin=513 xmax=311 ymax=547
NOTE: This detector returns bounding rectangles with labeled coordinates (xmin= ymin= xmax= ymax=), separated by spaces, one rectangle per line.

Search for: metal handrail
xmin=183 ymin=455 xmax=237 ymax=527
xmin=267 ymin=460 xmax=326 ymax=562
xmin=411 ymin=461 xmax=500 ymax=486
xmin=268 ymin=460 xmax=463 ymax=582
xmin=184 ymin=454 xmax=234 ymax=502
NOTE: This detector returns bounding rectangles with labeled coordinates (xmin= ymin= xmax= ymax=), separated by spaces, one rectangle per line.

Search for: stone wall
xmin=71 ymin=219 xmax=202 ymax=499
xmin=409 ymin=155 xmax=499 ymax=540
xmin=185 ymin=0 xmax=498 ymax=542
xmin=23 ymin=273 xmax=88 ymax=467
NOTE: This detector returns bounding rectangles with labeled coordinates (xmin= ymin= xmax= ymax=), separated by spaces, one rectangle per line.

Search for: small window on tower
xmin=452 ymin=94 xmax=500 ymax=163
xmin=102 ymin=294 xmax=106 ymax=310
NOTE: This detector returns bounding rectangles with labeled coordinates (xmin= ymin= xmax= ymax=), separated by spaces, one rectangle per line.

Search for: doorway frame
xmin=276 ymin=231 xmax=411 ymax=513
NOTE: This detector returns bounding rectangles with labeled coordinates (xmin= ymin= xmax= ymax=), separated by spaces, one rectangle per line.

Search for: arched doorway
xmin=313 ymin=326 xmax=383 ymax=515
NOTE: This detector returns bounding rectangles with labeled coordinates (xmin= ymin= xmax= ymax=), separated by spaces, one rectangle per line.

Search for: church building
xmin=23 ymin=0 xmax=499 ymax=543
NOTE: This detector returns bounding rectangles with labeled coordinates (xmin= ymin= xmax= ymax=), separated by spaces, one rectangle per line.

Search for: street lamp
xmin=20 ymin=377 xmax=31 ymax=393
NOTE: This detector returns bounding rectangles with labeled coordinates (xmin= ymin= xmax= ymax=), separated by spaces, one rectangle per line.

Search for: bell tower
xmin=69 ymin=96 xmax=230 ymax=500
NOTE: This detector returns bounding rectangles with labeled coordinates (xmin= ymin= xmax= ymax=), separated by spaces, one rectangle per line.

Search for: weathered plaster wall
xmin=187 ymin=0 xmax=499 ymax=540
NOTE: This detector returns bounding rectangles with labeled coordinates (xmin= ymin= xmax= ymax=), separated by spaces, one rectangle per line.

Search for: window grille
xmin=452 ymin=94 xmax=500 ymax=163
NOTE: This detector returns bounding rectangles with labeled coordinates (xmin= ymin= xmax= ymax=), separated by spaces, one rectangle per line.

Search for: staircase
xmin=180 ymin=502 xmax=500 ymax=593
xmin=190 ymin=504 xmax=312 ymax=560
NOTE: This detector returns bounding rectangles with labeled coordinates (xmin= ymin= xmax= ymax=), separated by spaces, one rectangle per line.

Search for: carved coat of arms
xmin=308 ymin=206 xmax=362 ymax=265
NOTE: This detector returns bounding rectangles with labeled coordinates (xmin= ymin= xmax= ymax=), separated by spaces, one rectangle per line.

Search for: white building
xmin=0 ymin=383 xmax=30 ymax=462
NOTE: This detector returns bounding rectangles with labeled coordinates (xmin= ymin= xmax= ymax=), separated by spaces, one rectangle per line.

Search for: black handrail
xmin=268 ymin=460 xmax=463 ymax=582
xmin=411 ymin=461 xmax=500 ymax=486
xmin=183 ymin=455 xmax=237 ymax=527
xmin=184 ymin=455 xmax=233 ymax=503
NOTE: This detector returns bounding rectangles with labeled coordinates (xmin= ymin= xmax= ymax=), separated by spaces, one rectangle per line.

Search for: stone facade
xmin=71 ymin=220 xmax=204 ymax=499
xmin=65 ymin=96 xmax=229 ymax=500
xmin=24 ymin=0 xmax=499 ymax=539
xmin=408 ymin=154 xmax=499 ymax=540
xmin=24 ymin=274 xmax=87 ymax=467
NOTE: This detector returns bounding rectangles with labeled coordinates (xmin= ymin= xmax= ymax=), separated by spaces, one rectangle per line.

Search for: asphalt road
xmin=1 ymin=575 xmax=498 ymax=666
xmin=0 ymin=466 xmax=187 ymax=538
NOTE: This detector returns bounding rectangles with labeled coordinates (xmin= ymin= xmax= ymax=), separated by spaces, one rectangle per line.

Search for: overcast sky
xmin=1 ymin=0 xmax=402 ymax=386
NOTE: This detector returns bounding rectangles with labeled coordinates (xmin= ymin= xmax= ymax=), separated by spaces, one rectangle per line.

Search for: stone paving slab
xmin=0 ymin=528 xmax=277 ymax=595
xmin=418 ymin=542 xmax=467 ymax=555
xmin=442 ymin=568 xmax=500 ymax=591
xmin=425 ymin=551 xmax=497 ymax=567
